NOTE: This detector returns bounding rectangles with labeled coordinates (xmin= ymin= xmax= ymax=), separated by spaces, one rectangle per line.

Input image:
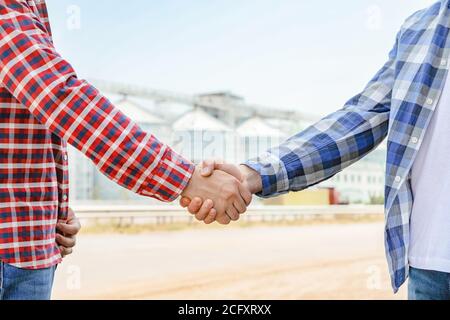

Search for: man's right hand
xmin=201 ymin=161 xmax=262 ymax=194
xmin=180 ymin=160 xmax=262 ymax=223
xmin=181 ymin=164 xmax=252 ymax=225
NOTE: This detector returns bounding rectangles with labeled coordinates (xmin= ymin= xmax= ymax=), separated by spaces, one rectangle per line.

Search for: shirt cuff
xmin=138 ymin=147 xmax=195 ymax=202
xmin=244 ymin=152 xmax=291 ymax=199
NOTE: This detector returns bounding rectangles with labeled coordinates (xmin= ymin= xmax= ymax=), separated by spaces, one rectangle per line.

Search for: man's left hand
xmin=56 ymin=207 xmax=81 ymax=258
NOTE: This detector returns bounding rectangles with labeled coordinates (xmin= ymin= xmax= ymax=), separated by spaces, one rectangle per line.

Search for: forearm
xmin=45 ymin=79 xmax=194 ymax=201
xmin=31 ymin=77 xmax=195 ymax=201
xmin=245 ymin=110 xmax=389 ymax=198
xmin=240 ymin=165 xmax=263 ymax=195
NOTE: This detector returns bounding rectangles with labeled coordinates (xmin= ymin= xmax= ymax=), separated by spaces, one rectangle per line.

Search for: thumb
xmin=215 ymin=163 xmax=244 ymax=182
xmin=200 ymin=160 xmax=243 ymax=181
xmin=180 ymin=197 xmax=192 ymax=208
xmin=68 ymin=207 xmax=75 ymax=220
xmin=200 ymin=159 xmax=216 ymax=177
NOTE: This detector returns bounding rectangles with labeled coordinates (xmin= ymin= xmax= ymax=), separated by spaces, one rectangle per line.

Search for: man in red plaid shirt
xmin=0 ymin=0 xmax=251 ymax=300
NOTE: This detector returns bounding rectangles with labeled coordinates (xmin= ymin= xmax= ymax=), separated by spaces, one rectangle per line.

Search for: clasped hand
xmin=180 ymin=161 xmax=262 ymax=225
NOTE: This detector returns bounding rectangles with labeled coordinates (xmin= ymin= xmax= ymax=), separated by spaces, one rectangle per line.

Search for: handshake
xmin=180 ymin=160 xmax=263 ymax=225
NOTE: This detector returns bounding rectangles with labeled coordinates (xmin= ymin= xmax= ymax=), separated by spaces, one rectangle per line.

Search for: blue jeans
xmin=0 ymin=261 xmax=56 ymax=300
xmin=409 ymin=267 xmax=450 ymax=300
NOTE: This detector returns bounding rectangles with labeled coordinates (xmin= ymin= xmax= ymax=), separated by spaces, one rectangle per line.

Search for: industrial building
xmin=68 ymin=81 xmax=385 ymax=205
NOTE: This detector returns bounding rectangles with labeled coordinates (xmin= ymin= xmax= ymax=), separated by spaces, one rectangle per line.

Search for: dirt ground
xmin=52 ymin=222 xmax=407 ymax=300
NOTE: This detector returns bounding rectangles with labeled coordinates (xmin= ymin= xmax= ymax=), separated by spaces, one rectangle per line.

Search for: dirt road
xmin=52 ymin=222 xmax=407 ymax=300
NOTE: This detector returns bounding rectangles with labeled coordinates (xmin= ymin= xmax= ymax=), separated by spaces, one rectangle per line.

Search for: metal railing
xmin=72 ymin=205 xmax=384 ymax=225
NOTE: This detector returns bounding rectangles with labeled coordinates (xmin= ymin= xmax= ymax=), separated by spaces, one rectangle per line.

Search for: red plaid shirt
xmin=0 ymin=0 xmax=194 ymax=269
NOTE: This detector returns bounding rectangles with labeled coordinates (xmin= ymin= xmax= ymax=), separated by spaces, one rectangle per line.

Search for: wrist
xmin=240 ymin=165 xmax=262 ymax=194
xmin=181 ymin=165 xmax=200 ymax=198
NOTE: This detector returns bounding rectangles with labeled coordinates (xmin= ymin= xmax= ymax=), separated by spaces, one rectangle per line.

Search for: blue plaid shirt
xmin=246 ymin=0 xmax=450 ymax=292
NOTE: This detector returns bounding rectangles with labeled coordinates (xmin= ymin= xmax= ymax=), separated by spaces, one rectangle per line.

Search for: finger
xmin=55 ymin=233 xmax=76 ymax=248
xmin=68 ymin=207 xmax=75 ymax=219
xmin=195 ymin=199 xmax=214 ymax=221
xmin=180 ymin=197 xmax=191 ymax=208
xmin=233 ymin=196 xmax=247 ymax=214
xmin=215 ymin=163 xmax=243 ymax=181
xmin=56 ymin=221 xmax=81 ymax=236
xmin=226 ymin=206 xmax=240 ymax=221
xmin=187 ymin=197 xmax=203 ymax=214
xmin=216 ymin=213 xmax=231 ymax=225
xmin=200 ymin=159 xmax=216 ymax=177
xmin=239 ymin=183 xmax=253 ymax=206
xmin=62 ymin=207 xmax=81 ymax=234
xmin=59 ymin=246 xmax=73 ymax=258
xmin=59 ymin=246 xmax=66 ymax=258
xmin=203 ymin=209 xmax=217 ymax=225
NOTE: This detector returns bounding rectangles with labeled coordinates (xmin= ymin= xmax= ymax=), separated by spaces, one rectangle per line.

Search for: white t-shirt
xmin=410 ymin=71 xmax=450 ymax=273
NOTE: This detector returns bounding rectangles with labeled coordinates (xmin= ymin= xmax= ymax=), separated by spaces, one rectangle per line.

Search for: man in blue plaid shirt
xmin=182 ymin=1 xmax=450 ymax=300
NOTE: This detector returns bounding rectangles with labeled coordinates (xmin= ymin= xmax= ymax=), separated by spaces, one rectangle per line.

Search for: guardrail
xmin=71 ymin=205 xmax=384 ymax=225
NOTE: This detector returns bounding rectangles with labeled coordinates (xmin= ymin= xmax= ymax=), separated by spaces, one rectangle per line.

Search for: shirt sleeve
xmin=245 ymin=33 xmax=400 ymax=198
xmin=0 ymin=4 xmax=194 ymax=202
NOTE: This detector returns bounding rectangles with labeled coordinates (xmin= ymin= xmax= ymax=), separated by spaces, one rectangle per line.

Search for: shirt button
xmin=395 ymin=176 xmax=401 ymax=183
xmin=62 ymin=194 xmax=68 ymax=201
xmin=426 ymin=98 xmax=434 ymax=105
xmin=411 ymin=137 xmax=419 ymax=144
xmin=63 ymin=154 xmax=68 ymax=161
xmin=441 ymin=59 xmax=448 ymax=67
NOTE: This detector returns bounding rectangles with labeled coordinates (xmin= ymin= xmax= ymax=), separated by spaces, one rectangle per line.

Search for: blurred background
xmin=46 ymin=0 xmax=434 ymax=299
